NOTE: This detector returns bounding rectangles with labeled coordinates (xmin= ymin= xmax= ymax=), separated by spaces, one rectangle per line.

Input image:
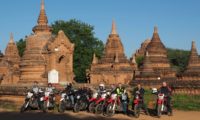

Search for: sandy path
xmin=0 ymin=110 xmax=199 ymax=120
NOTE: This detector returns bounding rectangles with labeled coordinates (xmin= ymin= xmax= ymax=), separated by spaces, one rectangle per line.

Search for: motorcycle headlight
xmin=77 ymin=95 xmax=80 ymax=99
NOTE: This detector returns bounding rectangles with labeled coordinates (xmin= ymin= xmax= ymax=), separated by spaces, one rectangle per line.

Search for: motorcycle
xmin=20 ymin=89 xmax=45 ymax=113
xmin=88 ymin=92 xmax=98 ymax=113
xmin=41 ymin=91 xmax=56 ymax=112
xmin=95 ymin=92 xmax=110 ymax=114
xmin=73 ymin=92 xmax=89 ymax=113
xmin=105 ymin=93 xmax=123 ymax=117
xmin=132 ymin=91 xmax=143 ymax=118
xmin=156 ymin=93 xmax=168 ymax=117
xmin=58 ymin=92 xmax=75 ymax=113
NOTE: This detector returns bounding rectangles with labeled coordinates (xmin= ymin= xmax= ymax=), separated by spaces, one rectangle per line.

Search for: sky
xmin=0 ymin=0 xmax=200 ymax=58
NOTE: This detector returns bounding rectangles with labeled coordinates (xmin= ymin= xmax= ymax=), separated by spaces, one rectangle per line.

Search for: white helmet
xmin=99 ymin=83 xmax=105 ymax=88
xmin=152 ymin=88 xmax=157 ymax=94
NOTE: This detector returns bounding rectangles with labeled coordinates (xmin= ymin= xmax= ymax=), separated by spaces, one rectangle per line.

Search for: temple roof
xmin=185 ymin=41 xmax=200 ymax=72
xmin=146 ymin=26 xmax=167 ymax=56
xmin=32 ymin=0 xmax=52 ymax=34
xmin=102 ymin=21 xmax=127 ymax=63
xmin=4 ymin=33 xmax=20 ymax=62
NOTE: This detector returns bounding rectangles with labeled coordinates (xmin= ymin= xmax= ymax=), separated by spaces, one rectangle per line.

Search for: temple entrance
xmin=57 ymin=55 xmax=67 ymax=84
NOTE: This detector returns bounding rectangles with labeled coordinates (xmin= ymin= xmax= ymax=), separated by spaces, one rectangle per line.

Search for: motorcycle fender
xmin=60 ymin=98 xmax=64 ymax=102
xmin=133 ymin=100 xmax=139 ymax=104
xmin=157 ymin=100 xmax=162 ymax=104
xmin=25 ymin=101 xmax=29 ymax=108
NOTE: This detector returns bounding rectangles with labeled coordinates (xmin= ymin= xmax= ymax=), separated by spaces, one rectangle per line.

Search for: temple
xmin=135 ymin=26 xmax=176 ymax=80
xmin=88 ymin=21 xmax=136 ymax=84
xmin=0 ymin=34 xmax=20 ymax=84
xmin=0 ymin=0 xmax=74 ymax=86
xmin=180 ymin=41 xmax=200 ymax=80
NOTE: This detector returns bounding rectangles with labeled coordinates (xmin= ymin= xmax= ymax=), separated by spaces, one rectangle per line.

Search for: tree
xmin=51 ymin=19 xmax=104 ymax=82
xmin=167 ymin=48 xmax=190 ymax=73
xmin=16 ymin=39 xmax=26 ymax=57
xmin=136 ymin=55 xmax=144 ymax=67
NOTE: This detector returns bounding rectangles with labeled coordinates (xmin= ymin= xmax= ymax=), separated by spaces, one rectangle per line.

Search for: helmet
xmin=99 ymin=83 xmax=105 ymax=88
xmin=152 ymin=88 xmax=157 ymax=94
xmin=48 ymin=83 xmax=52 ymax=87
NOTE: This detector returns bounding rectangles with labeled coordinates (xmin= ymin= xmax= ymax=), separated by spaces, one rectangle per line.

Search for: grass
xmin=0 ymin=100 xmax=18 ymax=111
xmin=128 ymin=89 xmax=200 ymax=111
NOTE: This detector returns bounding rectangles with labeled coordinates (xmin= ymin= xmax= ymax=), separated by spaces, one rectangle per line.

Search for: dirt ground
xmin=0 ymin=110 xmax=199 ymax=120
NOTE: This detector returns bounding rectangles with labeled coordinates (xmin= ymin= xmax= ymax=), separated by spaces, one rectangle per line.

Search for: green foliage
xmin=51 ymin=19 xmax=104 ymax=82
xmin=16 ymin=39 xmax=26 ymax=57
xmin=136 ymin=56 xmax=144 ymax=67
xmin=167 ymin=48 xmax=190 ymax=73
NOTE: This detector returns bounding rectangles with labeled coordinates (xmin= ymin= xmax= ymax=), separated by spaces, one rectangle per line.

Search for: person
xmin=132 ymin=83 xmax=149 ymax=115
xmin=45 ymin=83 xmax=55 ymax=94
xmin=121 ymin=89 xmax=129 ymax=115
xmin=116 ymin=83 xmax=124 ymax=96
xmin=97 ymin=83 xmax=106 ymax=95
xmin=159 ymin=82 xmax=172 ymax=116
xmin=65 ymin=83 xmax=75 ymax=105
xmin=32 ymin=81 xmax=40 ymax=94
xmin=110 ymin=84 xmax=116 ymax=94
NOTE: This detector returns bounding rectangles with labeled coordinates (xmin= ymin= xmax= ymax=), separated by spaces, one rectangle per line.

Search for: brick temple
xmin=88 ymin=21 xmax=136 ymax=85
xmin=0 ymin=0 xmax=74 ymax=86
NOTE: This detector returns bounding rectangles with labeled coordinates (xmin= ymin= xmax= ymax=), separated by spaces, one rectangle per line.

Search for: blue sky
xmin=0 ymin=0 xmax=200 ymax=57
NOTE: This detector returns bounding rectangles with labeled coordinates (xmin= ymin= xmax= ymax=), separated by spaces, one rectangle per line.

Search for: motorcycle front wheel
xmin=88 ymin=102 xmax=95 ymax=113
xmin=95 ymin=103 xmax=104 ymax=114
xmin=106 ymin=103 xmax=115 ymax=117
xmin=58 ymin=101 xmax=66 ymax=113
xmin=73 ymin=102 xmax=81 ymax=113
xmin=157 ymin=104 xmax=162 ymax=118
xmin=133 ymin=104 xmax=140 ymax=118
xmin=20 ymin=102 xmax=28 ymax=113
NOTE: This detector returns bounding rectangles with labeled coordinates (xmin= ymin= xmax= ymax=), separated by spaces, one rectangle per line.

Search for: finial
xmin=41 ymin=0 xmax=44 ymax=10
xmin=192 ymin=40 xmax=196 ymax=49
xmin=92 ymin=53 xmax=98 ymax=64
xmin=9 ymin=33 xmax=14 ymax=43
xmin=154 ymin=26 xmax=158 ymax=33
xmin=111 ymin=20 xmax=117 ymax=35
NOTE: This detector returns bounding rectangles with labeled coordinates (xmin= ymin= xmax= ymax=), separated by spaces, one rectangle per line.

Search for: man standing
xmin=159 ymin=82 xmax=172 ymax=116
xmin=132 ymin=83 xmax=149 ymax=115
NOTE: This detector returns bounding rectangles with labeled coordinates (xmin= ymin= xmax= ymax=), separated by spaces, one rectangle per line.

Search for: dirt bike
xmin=105 ymin=94 xmax=123 ymax=117
xmin=156 ymin=93 xmax=168 ymax=117
xmin=20 ymin=90 xmax=45 ymax=113
xmin=73 ymin=93 xmax=89 ymax=113
xmin=58 ymin=92 xmax=75 ymax=113
xmin=132 ymin=91 xmax=143 ymax=118
xmin=41 ymin=91 xmax=56 ymax=112
xmin=95 ymin=92 xmax=110 ymax=114
xmin=88 ymin=92 xmax=98 ymax=113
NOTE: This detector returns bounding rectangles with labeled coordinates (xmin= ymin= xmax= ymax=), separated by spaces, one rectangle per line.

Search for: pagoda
xmin=181 ymin=41 xmax=200 ymax=80
xmin=0 ymin=34 xmax=20 ymax=84
xmin=89 ymin=21 xmax=136 ymax=85
xmin=135 ymin=26 xmax=176 ymax=80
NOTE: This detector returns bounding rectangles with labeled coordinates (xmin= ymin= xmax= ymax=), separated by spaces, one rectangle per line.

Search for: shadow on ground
xmin=0 ymin=112 xmax=131 ymax=120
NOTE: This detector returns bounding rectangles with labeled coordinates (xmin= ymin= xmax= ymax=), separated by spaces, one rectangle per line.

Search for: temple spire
xmin=92 ymin=53 xmax=98 ymax=64
xmin=9 ymin=33 xmax=14 ymax=43
xmin=38 ymin=0 xmax=48 ymax=25
xmin=154 ymin=26 xmax=158 ymax=33
xmin=111 ymin=20 xmax=117 ymax=35
xmin=32 ymin=0 xmax=52 ymax=34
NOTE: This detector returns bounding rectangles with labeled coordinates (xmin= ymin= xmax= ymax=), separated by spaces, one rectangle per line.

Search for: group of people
xmin=30 ymin=81 xmax=173 ymax=116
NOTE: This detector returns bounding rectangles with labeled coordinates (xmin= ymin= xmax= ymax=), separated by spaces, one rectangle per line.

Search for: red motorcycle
xmin=88 ymin=92 xmax=98 ymax=113
xmin=105 ymin=93 xmax=122 ymax=117
xmin=132 ymin=91 xmax=143 ymax=118
xmin=95 ymin=93 xmax=109 ymax=114
xmin=156 ymin=93 xmax=168 ymax=117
